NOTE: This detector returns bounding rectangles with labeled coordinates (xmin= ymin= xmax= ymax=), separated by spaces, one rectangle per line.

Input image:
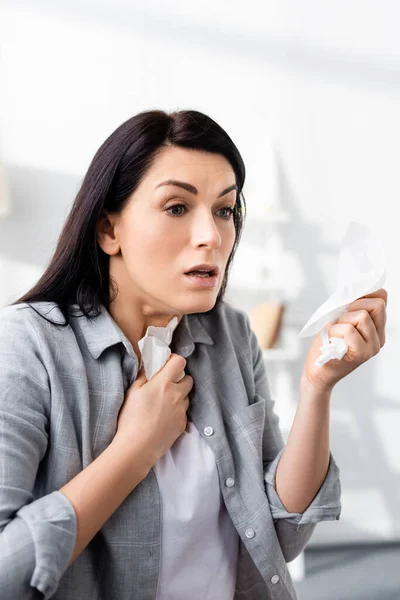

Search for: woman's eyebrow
xmin=155 ymin=180 xmax=237 ymax=198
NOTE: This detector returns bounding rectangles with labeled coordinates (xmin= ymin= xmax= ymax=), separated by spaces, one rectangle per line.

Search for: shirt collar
xmin=73 ymin=305 xmax=214 ymax=361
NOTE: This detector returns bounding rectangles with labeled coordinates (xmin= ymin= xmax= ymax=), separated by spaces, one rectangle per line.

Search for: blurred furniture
xmin=249 ymin=300 xmax=285 ymax=349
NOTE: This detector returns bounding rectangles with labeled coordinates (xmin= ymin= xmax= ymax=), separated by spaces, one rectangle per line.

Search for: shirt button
xmin=225 ymin=478 xmax=235 ymax=487
xmin=245 ymin=528 xmax=255 ymax=539
xmin=204 ymin=426 xmax=214 ymax=436
xmin=270 ymin=575 xmax=280 ymax=585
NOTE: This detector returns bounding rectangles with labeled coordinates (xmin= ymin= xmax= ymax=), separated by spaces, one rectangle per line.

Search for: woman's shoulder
xmin=0 ymin=301 xmax=65 ymax=324
xmin=0 ymin=301 xmax=66 ymax=345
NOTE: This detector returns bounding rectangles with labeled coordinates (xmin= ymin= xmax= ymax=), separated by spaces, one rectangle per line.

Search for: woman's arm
xmin=0 ymin=311 xmax=76 ymax=600
xmin=275 ymin=289 xmax=387 ymax=515
xmin=246 ymin=314 xmax=341 ymax=562
xmin=274 ymin=377 xmax=331 ymax=514
xmin=0 ymin=307 xmax=191 ymax=599
xmin=0 ymin=310 xmax=145 ymax=600
xmin=60 ymin=437 xmax=150 ymax=565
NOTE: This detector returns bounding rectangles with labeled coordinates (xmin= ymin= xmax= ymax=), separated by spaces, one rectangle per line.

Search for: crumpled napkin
xmin=138 ymin=316 xmax=185 ymax=380
xmin=298 ymin=221 xmax=387 ymax=367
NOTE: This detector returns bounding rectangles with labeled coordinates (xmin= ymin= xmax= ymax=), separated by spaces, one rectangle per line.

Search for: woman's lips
xmin=183 ymin=272 xmax=219 ymax=288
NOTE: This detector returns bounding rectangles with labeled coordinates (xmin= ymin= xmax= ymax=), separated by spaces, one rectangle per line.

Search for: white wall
xmin=1 ymin=0 xmax=399 ymax=544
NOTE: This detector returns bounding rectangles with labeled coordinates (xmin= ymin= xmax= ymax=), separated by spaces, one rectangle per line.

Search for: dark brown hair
xmin=13 ymin=109 xmax=246 ymax=325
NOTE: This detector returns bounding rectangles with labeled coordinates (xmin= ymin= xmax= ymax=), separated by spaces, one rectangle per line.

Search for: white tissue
xmin=298 ymin=221 xmax=387 ymax=367
xmin=138 ymin=316 xmax=185 ymax=380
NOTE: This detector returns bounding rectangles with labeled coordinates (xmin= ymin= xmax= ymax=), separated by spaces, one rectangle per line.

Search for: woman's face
xmin=101 ymin=146 xmax=238 ymax=316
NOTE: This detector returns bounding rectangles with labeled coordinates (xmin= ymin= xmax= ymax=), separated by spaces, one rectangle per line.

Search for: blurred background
xmin=0 ymin=1 xmax=399 ymax=598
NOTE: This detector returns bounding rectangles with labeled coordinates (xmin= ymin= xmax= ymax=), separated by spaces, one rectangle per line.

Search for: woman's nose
xmin=191 ymin=213 xmax=222 ymax=249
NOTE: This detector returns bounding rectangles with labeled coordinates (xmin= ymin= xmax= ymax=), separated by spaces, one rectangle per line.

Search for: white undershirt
xmin=154 ymin=421 xmax=239 ymax=600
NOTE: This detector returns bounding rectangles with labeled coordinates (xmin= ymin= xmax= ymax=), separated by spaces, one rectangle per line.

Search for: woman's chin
xmin=175 ymin=294 xmax=218 ymax=314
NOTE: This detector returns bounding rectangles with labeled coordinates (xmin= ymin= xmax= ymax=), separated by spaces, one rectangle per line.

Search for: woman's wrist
xmin=110 ymin=434 xmax=154 ymax=480
xmin=300 ymin=369 xmax=334 ymax=395
xmin=299 ymin=372 xmax=333 ymax=404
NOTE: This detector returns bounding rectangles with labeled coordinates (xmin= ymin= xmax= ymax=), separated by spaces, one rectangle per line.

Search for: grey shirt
xmin=0 ymin=300 xmax=341 ymax=600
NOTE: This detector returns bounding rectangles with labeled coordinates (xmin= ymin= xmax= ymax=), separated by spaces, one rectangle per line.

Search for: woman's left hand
xmin=301 ymin=288 xmax=388 ymax=394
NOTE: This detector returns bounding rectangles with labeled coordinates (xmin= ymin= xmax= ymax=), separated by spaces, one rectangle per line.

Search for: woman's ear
xmin=97 ymin=213 xmax=121 ymax=256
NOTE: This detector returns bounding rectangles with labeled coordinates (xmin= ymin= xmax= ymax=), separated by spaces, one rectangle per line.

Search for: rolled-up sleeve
xmin=264 ymin=448 xmax=342 ymax=525
xmin=0 ymin=309 xmax=77 ymax=600
xmin=246 ymin=315 xmax=341 ymax=560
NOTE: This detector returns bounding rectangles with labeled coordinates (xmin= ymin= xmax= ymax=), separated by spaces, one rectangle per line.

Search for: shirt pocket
xmin=225 ymin=394 xmax=266 ymax=470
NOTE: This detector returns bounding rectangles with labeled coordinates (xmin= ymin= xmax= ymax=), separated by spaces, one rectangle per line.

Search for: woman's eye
xmin=165 ymin=204 xmax=234 ymax=218
xmin=166 ymin=204 xmax=186 ymax=217
xmin=218 ymin=207 xmax=234 ymax=219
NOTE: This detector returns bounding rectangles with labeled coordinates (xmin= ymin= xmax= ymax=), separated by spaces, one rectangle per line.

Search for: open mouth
xmin=183 ymin=267 xmax=219 ymax=287
xmin=185 ymin=269 xmax=215 ymax=278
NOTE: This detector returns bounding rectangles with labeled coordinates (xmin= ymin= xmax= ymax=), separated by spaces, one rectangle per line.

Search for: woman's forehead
xmin=145 ymin=146 xmax=236 ymax=187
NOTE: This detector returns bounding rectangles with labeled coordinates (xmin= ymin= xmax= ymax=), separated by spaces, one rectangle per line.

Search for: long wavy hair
xmin=13 ymin=109 xmax=247 ymax=325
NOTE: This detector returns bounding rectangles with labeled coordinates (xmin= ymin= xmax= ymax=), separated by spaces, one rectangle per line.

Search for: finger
xmin=134 ymin=365 xmax=148 ymax=386
xmin=344 ymin=298 xmax=386 ymax=346
xmin=357 ymin=287 xmax=388 ymax=305
xmin=328 ymin=322 xmax=367 ymax=360
xmin=160 ymin=353 xmax=187 ymax=382
xmin=178 ymin=374 xmax=194 ymax=396
xmin=335 ymin=310 xmax=381 ymax=354
xmin=176 ymin=370 xmax=185 ymax=382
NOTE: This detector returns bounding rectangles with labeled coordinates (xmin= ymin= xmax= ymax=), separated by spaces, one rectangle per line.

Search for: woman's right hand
xmin=113 ymin=353 xmax=193 ymax=470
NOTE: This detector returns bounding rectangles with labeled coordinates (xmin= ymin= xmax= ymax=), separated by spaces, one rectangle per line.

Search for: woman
xmin=0 ymin=110 xmax=387 ymax=600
